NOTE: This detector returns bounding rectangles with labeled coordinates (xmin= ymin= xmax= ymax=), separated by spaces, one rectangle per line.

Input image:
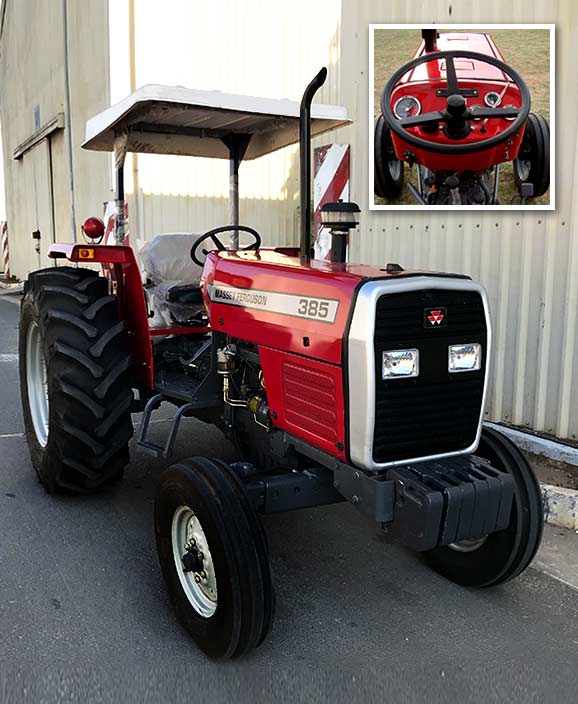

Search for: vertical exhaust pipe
xmin=300 ymin=67 xmax=327 ymax=261
xmin=422 ymin=29 xmax=438 ymax=53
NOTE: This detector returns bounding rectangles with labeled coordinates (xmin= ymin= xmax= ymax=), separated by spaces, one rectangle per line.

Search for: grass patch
xmin=373 ymin=28 xmax=551 ymax=206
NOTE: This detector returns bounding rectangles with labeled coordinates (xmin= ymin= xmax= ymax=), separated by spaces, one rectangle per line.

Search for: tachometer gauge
xmin=484 ymin=91 xmax=502 ymax=108
xmin=393 ymin=95 xmax=421 ymax=120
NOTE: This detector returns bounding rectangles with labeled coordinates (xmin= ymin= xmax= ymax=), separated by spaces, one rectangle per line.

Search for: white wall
xmin=109 ymin=0 xmax=343 ymax=245
xmin=0 ymin=128 xmax=5 ymax=221
xmin=0 ymin=0 xmax=111 ymax=276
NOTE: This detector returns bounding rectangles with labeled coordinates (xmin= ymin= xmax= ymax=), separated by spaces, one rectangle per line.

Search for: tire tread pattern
xmin=21 ymin=266 xmax=133 ymax=493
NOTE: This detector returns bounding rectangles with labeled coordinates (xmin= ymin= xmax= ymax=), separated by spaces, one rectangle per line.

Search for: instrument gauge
xmin=502 ymin=104 xmax=517 ymax=121
xmin=484 ymin=91 xmax=502 ymax=108
xmin=393 ymin=95 xmax=421 ymax=120
xmin=469 ymin=105 xmax=484 ymax=121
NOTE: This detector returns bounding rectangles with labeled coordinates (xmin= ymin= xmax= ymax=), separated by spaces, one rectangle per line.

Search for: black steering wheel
xmin=190 ymin=225 xmax=262 ymax=266
xmin=381 ymin=50 xmax=531 ymax=155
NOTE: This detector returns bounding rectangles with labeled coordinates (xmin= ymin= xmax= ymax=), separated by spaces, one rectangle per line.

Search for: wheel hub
xmin=171 ymin=506 xmax=218 ymax=618
xmin=182 ymin=544 xmax=204 ymax=573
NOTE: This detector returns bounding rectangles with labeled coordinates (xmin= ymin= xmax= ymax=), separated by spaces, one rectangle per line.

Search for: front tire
xmin=424 ymin=427 xmax=543 ymax=587
xmin=155 ymin=458 xmax=275 ymax=659
xmin=19 ymin=266 xmax=134 ymax=493
xmin=513 ymin=113 xmax=550 ymax=198
xmin=374 ymin=115 xmax=404 ymax=200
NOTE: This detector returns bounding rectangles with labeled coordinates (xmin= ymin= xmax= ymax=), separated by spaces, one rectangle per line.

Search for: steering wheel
xmin=381 ymin=50 xmax=531 ymax=155
xmin=190 ymin=225 xmax=262 ymax=267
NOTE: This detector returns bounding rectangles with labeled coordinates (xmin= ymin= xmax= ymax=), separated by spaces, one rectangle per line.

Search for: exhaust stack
xmin=299 ymin=67 xmax=327 ymax=261
xmin=422 ymin=29 xmax=438 ymax=53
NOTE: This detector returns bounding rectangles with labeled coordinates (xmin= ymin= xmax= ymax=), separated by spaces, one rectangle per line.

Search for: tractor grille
xmin=372 ymin=289 xmax=487 ymax=463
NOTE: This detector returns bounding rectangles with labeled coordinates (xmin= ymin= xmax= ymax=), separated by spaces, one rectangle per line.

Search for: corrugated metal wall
xmin=111 ymin=0 xmax=342 ymax=246
xmin=340 ymin=0 xmax=578 ymax=440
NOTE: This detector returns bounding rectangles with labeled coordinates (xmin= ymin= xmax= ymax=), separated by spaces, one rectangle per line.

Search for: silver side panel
xmin=347 ymin=277 xmax=492 ymax=471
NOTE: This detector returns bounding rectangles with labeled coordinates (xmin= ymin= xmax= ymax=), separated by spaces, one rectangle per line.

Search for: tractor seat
xmin=138 ymin=233 xmax=206 ymax=327
xmin=167 ymin=283 xmax=204 ymax=306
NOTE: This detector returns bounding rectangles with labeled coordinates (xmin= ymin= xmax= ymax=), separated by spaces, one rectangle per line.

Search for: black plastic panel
xmin=388 ymin=455 xmax=514 ymax=551
xmin=373 ymin=289 xmax=487 ymax=463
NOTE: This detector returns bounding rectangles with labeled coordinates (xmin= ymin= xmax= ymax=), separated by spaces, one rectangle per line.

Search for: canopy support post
xmin=222 ymin=134 xmax=251 ymax=250
xmin=113 ymin=131 xmax=129 ymax=245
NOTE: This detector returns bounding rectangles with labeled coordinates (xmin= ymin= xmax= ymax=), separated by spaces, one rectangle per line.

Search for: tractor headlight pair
xmin=382 ymin=344 xmax=482 ymax=379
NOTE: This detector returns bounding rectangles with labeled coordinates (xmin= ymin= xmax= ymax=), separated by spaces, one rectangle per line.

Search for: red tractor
xmin=19 ymin=69 xmax=543 ymax=659
xmin=374 ymin=30 xmax=550 ymax=205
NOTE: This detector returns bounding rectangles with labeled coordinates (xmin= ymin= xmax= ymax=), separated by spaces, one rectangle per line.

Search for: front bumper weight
xmin=387 ymin=456 xmax=515 ymax=551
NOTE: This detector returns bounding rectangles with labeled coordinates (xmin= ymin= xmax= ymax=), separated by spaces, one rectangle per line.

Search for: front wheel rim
xmin=171 ymin=506 xmax=218 ymax=618
xmin=448 ymin=536 xmax=488 ymax=553
xmin=388 ymin=158 xmax=402 ymax=180
xmin=26 ymin=321 xmax=49 ymax=447
xmin=516 ymin=159 xmax=531 ymax=183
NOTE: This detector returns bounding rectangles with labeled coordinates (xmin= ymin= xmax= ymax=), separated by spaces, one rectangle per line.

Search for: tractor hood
xmin=201 ymin=248 xmax=469 ymax=364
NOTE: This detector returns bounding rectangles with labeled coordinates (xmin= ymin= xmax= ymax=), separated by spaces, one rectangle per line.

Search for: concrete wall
xmin=0 ymin=0 xmax=110 ymax=277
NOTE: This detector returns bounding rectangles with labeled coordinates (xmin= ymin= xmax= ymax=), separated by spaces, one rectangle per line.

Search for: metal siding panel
xmin=341 ymin=0 xmax=578 ymax=440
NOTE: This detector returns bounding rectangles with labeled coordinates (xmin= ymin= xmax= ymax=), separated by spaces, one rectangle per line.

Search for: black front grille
xmin=373 ymin=289 xmax=487 ymax=463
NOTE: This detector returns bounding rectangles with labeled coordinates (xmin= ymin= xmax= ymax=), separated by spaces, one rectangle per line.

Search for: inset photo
xmin=370 ymin=24 xmax=554 ymax=209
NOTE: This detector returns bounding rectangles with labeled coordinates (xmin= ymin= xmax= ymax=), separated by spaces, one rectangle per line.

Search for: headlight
xmin=382 ymin=349 xmax=419 ymax=380
xmin=448 ymin=343 xmax=482 ymax=373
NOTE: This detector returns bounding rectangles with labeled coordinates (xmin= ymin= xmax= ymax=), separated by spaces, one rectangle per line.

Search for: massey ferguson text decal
xmin=207 ymin=284 xmax=339 ymax=323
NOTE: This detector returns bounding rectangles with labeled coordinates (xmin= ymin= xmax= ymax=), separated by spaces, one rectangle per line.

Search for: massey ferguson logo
xmin=424 ymin=307 xmax=447 ymax=328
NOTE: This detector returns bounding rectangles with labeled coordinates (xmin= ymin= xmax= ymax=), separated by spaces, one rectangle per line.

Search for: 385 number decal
xmin=297 ymin=298 xmax=330 ymax=320
xmin=208 ymin=283 xmax=338 ymax=323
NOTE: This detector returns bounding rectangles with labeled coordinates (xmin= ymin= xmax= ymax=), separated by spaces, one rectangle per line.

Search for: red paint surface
xmin=386 ymin=32 xmax=526 ymax=171
xmin=202 ymin=249 xmax=418 ymax=365
xmin=258 ymin=346 xmax=346 ymax=460
xmin=49 ymin=243 xmax=153 ymax=387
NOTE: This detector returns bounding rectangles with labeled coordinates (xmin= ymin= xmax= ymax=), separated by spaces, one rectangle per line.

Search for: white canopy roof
xmin=82 ymin=84 xmax=351 ymax=160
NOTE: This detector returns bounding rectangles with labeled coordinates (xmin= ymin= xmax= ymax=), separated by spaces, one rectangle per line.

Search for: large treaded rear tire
xmin=19 ymin=266 xmax=134 ymax=494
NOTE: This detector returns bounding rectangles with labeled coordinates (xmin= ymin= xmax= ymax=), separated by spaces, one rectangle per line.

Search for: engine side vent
xmin=281 ymin=361 xmax=338 ymax=442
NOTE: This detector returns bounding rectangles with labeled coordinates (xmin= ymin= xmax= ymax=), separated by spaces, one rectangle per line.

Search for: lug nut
xmin=194 ymin=574 xmax=201 ymax=583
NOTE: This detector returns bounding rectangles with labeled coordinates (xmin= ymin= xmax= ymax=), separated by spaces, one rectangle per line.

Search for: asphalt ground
xmin=0 ymin=294 xmax=577 ymax=703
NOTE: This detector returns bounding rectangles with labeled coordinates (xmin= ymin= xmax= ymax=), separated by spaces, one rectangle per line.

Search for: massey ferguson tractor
xmin=19 ymin=69 xmax=542 ymax=659
xmin=374 ymin=29 xmax=550 ymax=205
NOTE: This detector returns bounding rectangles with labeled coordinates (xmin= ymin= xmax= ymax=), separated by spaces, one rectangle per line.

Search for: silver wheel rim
xmin=449 ymin=536 xmax=488 ymax=553
xmin=516 ymin=159 xmax=531 ymax=182
xmin=171 ymin=506 xmax=218 ymax=618
xmin=26 ymin=321 xmax=49 ymax=448
xmin=388 ymin=159 xmax=402 ymax=180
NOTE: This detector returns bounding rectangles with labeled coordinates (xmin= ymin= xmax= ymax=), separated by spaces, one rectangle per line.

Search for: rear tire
xmin=19 ymin=266 xmax=133 ymax=494
xmin=513 ymin=113 xmax=550 ymax=198
xmin=155 ymin=457 xmax=275 ymax=659
xmin=424 ymin=427 xmax=543 ymax=587
xmin=374 ymin=115 xmax=404 ymax=200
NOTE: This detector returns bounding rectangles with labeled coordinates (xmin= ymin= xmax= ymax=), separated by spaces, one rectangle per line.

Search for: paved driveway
xmin=0 ymin=296 xmax=577 ymax=703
